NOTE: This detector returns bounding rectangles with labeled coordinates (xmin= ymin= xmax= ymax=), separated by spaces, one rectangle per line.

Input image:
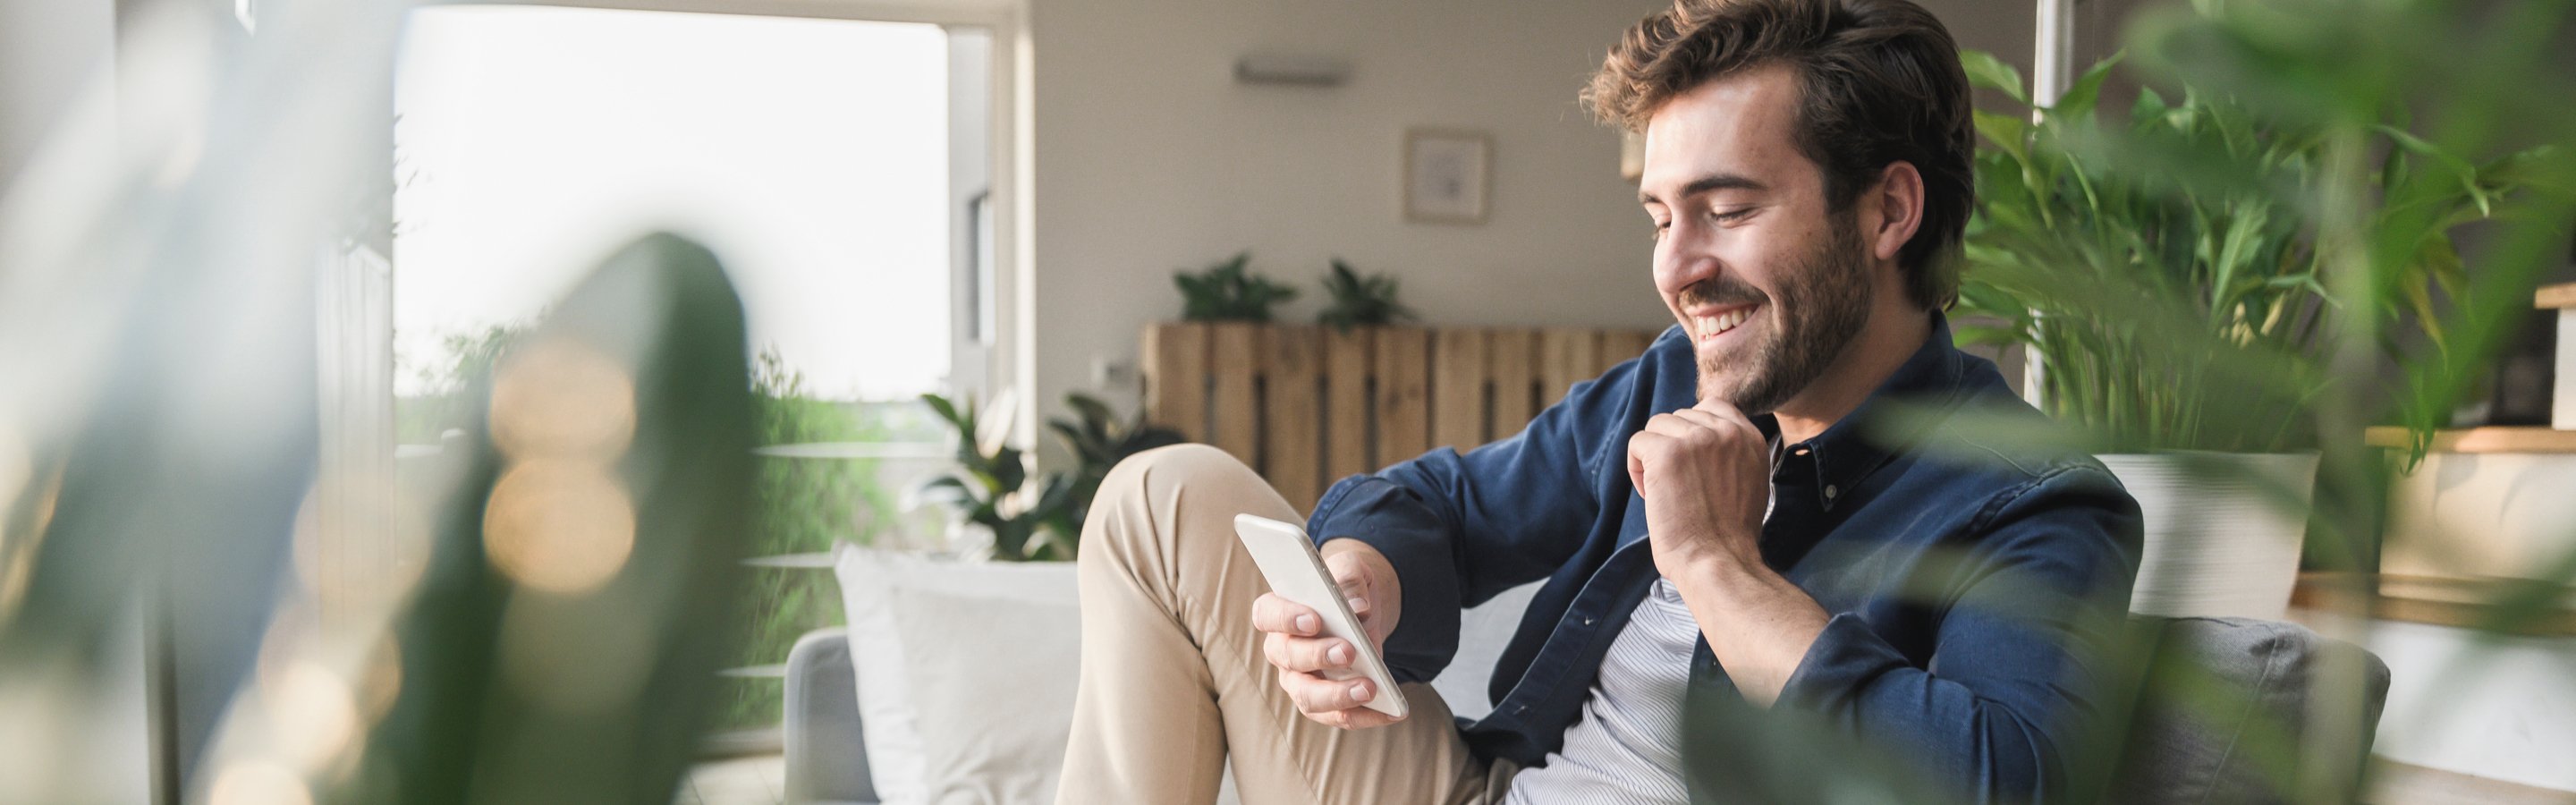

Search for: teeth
xmin=1699 ymin=306 xmax=1754 ymax=337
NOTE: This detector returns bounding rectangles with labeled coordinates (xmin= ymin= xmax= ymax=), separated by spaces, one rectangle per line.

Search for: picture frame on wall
xmin=1403 ymin=128 xmax=1491 ymax=225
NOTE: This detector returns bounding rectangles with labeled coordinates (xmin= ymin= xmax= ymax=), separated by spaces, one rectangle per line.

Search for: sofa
xmin=782 ymin=573 xmax=2389 ymax=804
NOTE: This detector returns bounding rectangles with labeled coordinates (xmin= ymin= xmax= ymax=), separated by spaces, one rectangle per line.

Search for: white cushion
xmin=888 ymin=584 xmax=1081 ymax=804
xmin=833 ymin=545 xmax=1080 ymax=805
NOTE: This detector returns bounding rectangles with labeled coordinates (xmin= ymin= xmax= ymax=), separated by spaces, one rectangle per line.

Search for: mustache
xmin=1678 ymin=276 xmax=1768 ymax=309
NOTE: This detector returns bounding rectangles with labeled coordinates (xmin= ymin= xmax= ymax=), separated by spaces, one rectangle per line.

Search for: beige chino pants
xmin=1055 ymin=445 xmax=1519 ymax=805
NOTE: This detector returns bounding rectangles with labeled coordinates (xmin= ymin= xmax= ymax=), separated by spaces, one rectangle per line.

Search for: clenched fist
xmin=1624 ymin=396 xmax=1771 ymax=581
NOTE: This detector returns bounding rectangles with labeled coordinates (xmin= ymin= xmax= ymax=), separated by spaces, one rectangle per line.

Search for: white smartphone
xmin=1232 ymin=513 xmax=1410 ymax=719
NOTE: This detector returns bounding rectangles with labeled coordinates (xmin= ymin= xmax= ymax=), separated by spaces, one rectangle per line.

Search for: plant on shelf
xmin=1316 ymin=258 xmax=1417 ymax=332
xmin=1175 ymin=251 xmax=1299 ymax=322
xmin=919 ymin=391 xmax=1184 ymax=561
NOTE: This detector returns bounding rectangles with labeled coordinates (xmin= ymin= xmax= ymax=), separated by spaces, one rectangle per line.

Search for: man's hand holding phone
xmin=1250 ymin=538 xmax=1404 ymax=729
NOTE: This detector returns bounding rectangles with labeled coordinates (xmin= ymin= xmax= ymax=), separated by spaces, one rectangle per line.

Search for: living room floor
xmin=677 ymin=755 xmax=786 ymax=805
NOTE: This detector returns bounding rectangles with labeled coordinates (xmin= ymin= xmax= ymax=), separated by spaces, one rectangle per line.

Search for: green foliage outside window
xmin=402 ymin=334 xmax=912 ymax=733
xmin=714 ymin=350 xmax=903 ymax=733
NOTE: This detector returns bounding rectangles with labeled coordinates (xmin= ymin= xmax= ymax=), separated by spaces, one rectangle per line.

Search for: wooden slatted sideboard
xmin=1142 ymin=322 xmax=1667 ymax=514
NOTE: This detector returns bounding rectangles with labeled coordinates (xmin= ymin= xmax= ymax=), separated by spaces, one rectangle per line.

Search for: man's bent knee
xmin=1095 ymin=443 xmax=1269 ymax=508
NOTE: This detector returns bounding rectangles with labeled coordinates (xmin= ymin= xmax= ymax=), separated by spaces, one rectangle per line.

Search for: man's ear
xmin=1864 ymin=161 xmax=1925 ymax=265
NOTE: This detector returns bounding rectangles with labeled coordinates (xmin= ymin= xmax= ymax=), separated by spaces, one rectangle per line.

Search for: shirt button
xmin=1515 ymin=705 xmax=1530 ymax=715
xmin=1824 ymin=485 xmax=1839 ymax=499
xmin=1582 ymin=617 xmax=1596 ymax=626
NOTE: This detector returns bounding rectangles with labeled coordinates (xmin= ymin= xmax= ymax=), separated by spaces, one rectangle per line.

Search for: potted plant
xmin=917 ymin=391 xmax=1186 ymax=562
xmin=1316 ymin=258 xmax=1417 ymax=332
xmin=1951 ymin=50 xmax=2540 ymax=618
xmin=1174 ymin=251 xmax=1299 ymax=322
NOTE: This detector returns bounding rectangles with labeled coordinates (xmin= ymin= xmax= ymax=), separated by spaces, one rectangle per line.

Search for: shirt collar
xmin=1758 ymin=311 xmax=1970 ymax=511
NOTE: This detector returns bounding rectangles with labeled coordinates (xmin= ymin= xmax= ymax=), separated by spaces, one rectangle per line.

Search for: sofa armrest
xmin=2106 ymin=616 xmax=2392 ymax=804
xmin=784 ymin=628 xmax=877 ymax=804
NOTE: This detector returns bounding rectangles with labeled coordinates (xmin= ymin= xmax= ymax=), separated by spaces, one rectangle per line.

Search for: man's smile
xmin=1690 ymin=302 xmax=1763 ymax=347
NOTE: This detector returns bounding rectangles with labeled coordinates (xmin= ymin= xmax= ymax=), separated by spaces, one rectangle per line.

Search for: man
xmin=1055 ymin=0 xmax=2141 ymax=802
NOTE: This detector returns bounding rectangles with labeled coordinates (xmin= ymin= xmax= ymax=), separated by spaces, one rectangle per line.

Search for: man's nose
xmin=1659 ymin=236 xmax=1720 ymax=291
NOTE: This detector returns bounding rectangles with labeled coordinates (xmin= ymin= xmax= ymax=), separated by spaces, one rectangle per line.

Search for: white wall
xmin=0 ymin=0 xmax=116 ymax=190
xmin=1027 ymin=0 xmax=1668 ymax=420
xmin=1022 ymin=0 xmax=2037 ymax=429
xmin=2359 ymin=619 xmax=2576 ymax=792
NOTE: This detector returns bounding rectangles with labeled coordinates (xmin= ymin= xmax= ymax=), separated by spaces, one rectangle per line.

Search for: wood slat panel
xmin=2538 ymin=282 xmax=2576 ymax=309
xmin=1599 ymin=330 xmax=1657 ymax=372
xmin=2362 ymin=426 xmax=2576 ymax=453
xmin=1323 ymin=327 xmax=1373 ymax=485
xmin=1373 ymin=326 xmax=1431 ymax=469
xmin=1142 ymin=323 xmax=1208 ymax=443
xmin=1208 ymin=323 xmax=1259 ymax=464
xmin=1430 ymin=328 xmax=1489 ymax=450
xmin=1538 ymin=328 xmax=1599 ymax=407
xmin=1488 ymin=329 xmax=1536 ymax=438
xmin=1261 ymin=326 xmax=1324 ymax=514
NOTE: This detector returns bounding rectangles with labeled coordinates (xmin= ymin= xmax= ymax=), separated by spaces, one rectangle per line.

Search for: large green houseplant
xmin=1953 ymin=51 xmax=2538 ymax=455
xmin=1949 ymin=49 xmax=2546 ymax=620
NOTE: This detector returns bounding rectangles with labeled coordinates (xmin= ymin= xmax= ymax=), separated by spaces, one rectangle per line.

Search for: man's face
xmin=1638 ymin=64 xmax=1875 ymax=414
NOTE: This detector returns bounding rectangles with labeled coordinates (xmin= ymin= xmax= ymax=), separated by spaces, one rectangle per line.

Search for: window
xmin=390 ymin=3 xmax=1011 ymax=738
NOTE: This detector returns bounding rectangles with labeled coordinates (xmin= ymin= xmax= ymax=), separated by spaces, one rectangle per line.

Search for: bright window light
xmin=393 ymin=5 xmax=952 ymax=401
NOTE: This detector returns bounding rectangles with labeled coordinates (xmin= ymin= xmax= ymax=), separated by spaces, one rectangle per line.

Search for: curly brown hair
xmin=1584 ymin=0 xmax=1972 ymax=309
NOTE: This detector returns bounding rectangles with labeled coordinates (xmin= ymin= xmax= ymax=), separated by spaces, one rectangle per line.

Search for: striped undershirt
xmin=1499 ymin=441 xmax=1783 ymax=804
xmin=1496 ymin=576 xmax=1703 ymax=805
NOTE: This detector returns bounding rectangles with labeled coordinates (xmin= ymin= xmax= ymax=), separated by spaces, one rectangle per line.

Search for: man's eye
xmin=1649 ymin=220 xmax=1670 ymax=241
xmin=1713 ymin=208 xmax=1756 ymax=223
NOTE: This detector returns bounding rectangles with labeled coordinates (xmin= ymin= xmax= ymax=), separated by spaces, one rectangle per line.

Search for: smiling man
xmin=1055 ymin=1 xmax=2142 ymax=803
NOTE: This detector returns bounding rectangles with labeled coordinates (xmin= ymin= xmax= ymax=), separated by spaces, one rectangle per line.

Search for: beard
xmin=1687 ymin=216 xmax=1875 ymax=414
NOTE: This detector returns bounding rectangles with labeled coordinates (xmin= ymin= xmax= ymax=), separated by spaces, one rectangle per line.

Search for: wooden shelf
xmin=2363 ymin=426 xmax=2576 ymax=453
xmin=2292 ymin=572 xmax=2576 ymax=636
xmin=2538 ymin=281 xmax=2576 ymax=309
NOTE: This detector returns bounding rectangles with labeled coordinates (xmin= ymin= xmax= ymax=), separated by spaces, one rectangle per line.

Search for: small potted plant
xmin=1315 ymin=258 xmax=1416 ymax=332
xmin=1174 ymin=251 xmax=1299 ymax=322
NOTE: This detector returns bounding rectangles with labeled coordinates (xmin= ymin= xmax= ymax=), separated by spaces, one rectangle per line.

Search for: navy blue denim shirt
xmin=1305 ymin=314 xmax=2142 ymax=802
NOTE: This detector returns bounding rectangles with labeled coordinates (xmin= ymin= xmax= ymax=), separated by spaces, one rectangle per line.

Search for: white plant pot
xmin=2097 ymin=452 xmax=2319 ymax=620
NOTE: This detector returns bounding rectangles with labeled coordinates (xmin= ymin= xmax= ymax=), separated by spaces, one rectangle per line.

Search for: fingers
xmin=1250 ymin=593 xmax=1320 ymax=637
xmin=1321 ymin=555 xmax=1373 ymax=618
xmin=1640 ymin=411 xmax=1701 ymax=439
xmin=1643 ymin=408 xmax=1759 ymax=450
xmin=1278 ymin=666 xmax=1384 ymax=717
xmin=1309 ymin=704 xmax=1402 ymax=730
xmin=1668 ymin=407 xmax=1755 ymax=442
xmin=1631 ymin=405 xmax=1768 ymax=493
xmin=1628 ymin=435 xmax=1649 ymax=489
xmin=1262 ymin=630 xmax=1356 ymax=673
xmin=1681 ymin=399 xmax=1759 ymax=433
xmin=1255 ymin=593 xmax=1360 ymax=675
